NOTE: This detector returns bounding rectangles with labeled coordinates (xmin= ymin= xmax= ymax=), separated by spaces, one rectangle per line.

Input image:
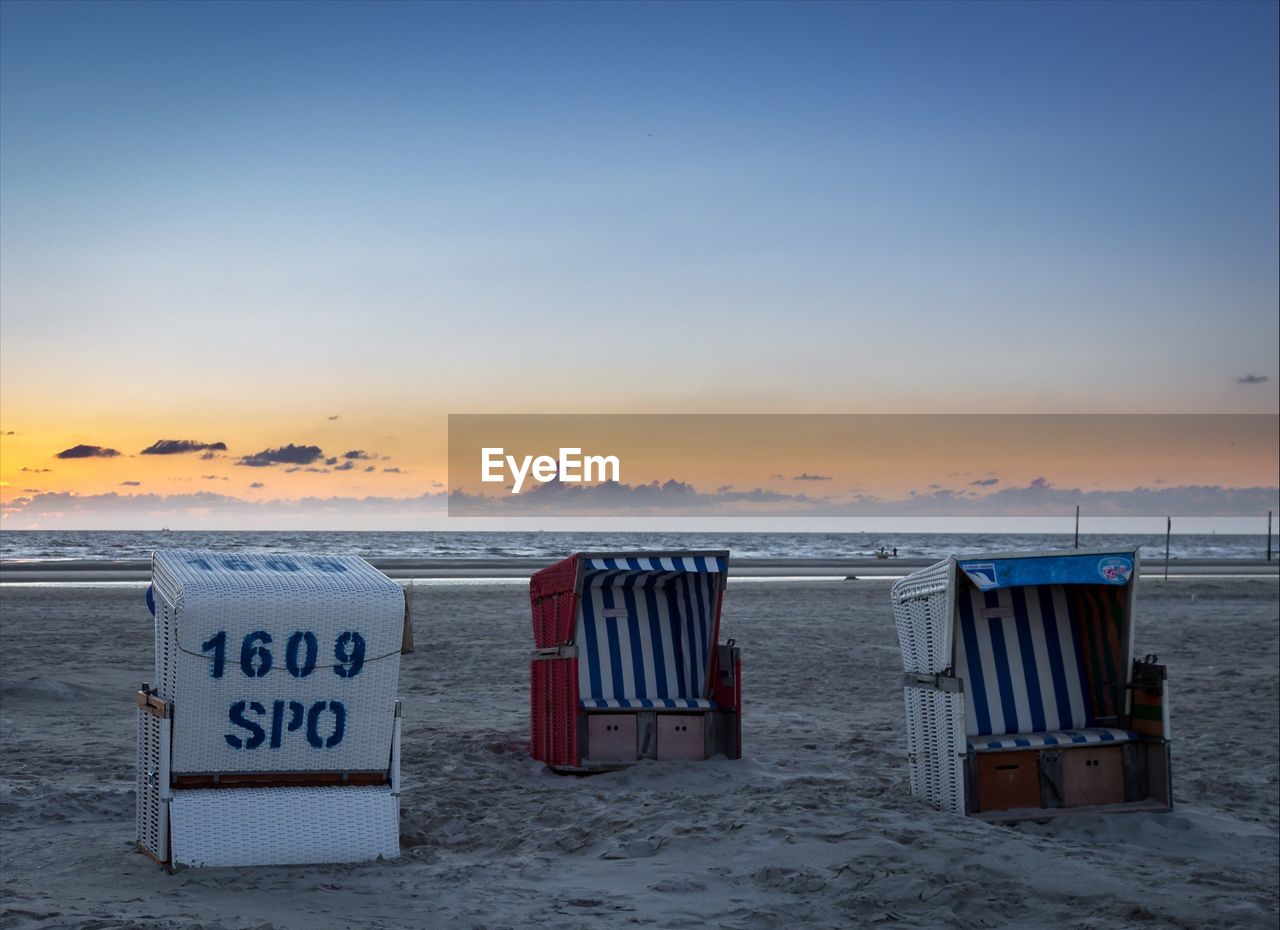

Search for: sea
xmin=0 ymin=530 xmax=1273 ymax=562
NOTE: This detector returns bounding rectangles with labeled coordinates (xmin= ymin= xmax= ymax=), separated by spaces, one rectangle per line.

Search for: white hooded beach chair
xmin=136 ymin=549 xmax=404 ymax=869
xmin=890 ymin=548 xmax=1171 ymax=821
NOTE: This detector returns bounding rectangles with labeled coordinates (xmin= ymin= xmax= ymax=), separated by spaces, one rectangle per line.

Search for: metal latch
xmin=902 ymin=672 xmax=963 ymax=693
xmin=1127 ymin=655 xmax=1165 ymax=692
xmin=530 ymin=644 xmax=578 ymax=661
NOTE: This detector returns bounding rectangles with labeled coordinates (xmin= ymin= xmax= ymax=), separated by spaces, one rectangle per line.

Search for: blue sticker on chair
xmin=145 ymin=584 xmax=155 ymax=617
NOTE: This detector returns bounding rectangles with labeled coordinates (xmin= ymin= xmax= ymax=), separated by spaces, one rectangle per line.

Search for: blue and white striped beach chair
xmin=891 ymin=549 xmax=1171 ymax=820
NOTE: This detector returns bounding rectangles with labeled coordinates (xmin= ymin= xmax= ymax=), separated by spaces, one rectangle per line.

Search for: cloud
xmin=792 ymin=473 xmax=832 ymax=481
xmin=249 ymin=482 xmax=265 ymax=489
xmin=10 ymin=478 xmax=1275 ymax=527
xmin=201 ymin=474 xmax=229 ymax=481
xmin=448 ymin=472 xmax=1279 ymax=518
xmin=365 ymin=465 xmax=377 ymax=472
xmin=328 ymin=415 xmax=340 ymax=421
xmin=0 ymin=489 xmax=448 ymax=528
xmin=451 ymin=477 xmax=817 ymax=515
xmin=120 ymin=481 xmax=142 ymax=486
xmin=343 ymin=450 xmax=374 ymax=460
xmin=383 ymin=467 xmax=402 ymax=474
xmin=56 ymin=444 xmax=120 ymax=459
xmin=237 ymin=444 xmax=325 ymax=467
xmin=21 ymin=467 xmax=53 ymax=473
xmin=334 ymin=460 xmax=356 ymax=471
xmin=324 ymin=457 xmax=338 ymax=466
xmin=970 ymin=477 xmax=999 ymax=487
xmin=874 ymin=477 xmax=1279 ymax=518
xmin=141 ymin=439 xmax=228 ymax=456
xmin=1237 ymin=374 xmax=1269 ymax=384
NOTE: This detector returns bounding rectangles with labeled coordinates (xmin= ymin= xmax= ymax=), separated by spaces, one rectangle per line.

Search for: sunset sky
xmin=1 ymin=2 xmax=1276 ymax=529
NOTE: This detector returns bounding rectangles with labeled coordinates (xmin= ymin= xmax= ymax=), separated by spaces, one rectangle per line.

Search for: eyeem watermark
xmin=481 ymin=447 xmax=621 ymax=494
xmin=450 ymin=414 xmax=1278 ymax=517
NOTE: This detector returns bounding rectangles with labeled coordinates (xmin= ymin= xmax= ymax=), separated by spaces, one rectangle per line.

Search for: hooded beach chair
xmin=136 ymin=549 xmax=405 ymax=869
xmin=529 ymin=551 xmax=742 ymax=772
xmin=890 ymin=548 xmax=1171 ymax=821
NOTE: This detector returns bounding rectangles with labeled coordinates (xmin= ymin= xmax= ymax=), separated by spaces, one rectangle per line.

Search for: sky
xmin=1 ymin=1 xmax=1276 ymax=529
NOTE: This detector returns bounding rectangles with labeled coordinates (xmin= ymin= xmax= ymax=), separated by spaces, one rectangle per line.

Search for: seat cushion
xmin=581 ymin=697 xmax=717 ymax=710
xmin=968 ymin=727 xmax=1140 ymax=752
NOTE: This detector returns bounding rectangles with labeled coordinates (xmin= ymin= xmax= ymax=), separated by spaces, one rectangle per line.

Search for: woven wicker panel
xmin=903 ymin=686 xmax=966 ymax=815
xmin=169 ymin=785 xmax=399 ymax=867
xmin=891 ymin=558 xmax=954 ymax=674
xmin=135 ymin=706 xmax=168 ymax=862
xmin=529 ymin=555 xmax=579 ymax=646
xmin=152 ymin=549 xmax=403 ymax=774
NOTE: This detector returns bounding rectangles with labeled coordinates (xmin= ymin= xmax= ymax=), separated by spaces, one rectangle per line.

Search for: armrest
xmin=1125 ymin=656 xmax=1169 ymax=738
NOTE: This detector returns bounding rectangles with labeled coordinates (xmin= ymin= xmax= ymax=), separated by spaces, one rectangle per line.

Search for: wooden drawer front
xmin=976 ymin=750 xmax=1041 ymax=812
xmin=1062 ymin=745 xmax=1124 ymax=807
xmin=588 ymin=715 xmax=637 ymax=763
xmin=657 ymin=715 xmax=706 ymax=761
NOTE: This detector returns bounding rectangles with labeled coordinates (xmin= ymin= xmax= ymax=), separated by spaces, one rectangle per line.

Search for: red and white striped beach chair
xmin=891 ymin=548 xmax=1171 ymax=820
xmin=529 ymin=552 xmax=742 ymax=772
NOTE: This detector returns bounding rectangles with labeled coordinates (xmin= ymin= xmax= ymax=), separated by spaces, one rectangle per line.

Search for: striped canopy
xmin=583 ymin=555 xmax=727 ymax=587
xmin=950 ymin=551 xmax=1134 ymax=744
xmin=574 ymin=552 xmax=727 ymax=709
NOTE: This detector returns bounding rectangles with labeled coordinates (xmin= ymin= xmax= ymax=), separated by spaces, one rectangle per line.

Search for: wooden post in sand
xmin=1164 ymin=516 xmax=1171 ymax=580
xmin=1074 ymin=505 xmax=1080 ymax=549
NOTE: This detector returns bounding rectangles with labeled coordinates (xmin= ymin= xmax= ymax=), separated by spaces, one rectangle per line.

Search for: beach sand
xmin=1 ymin=577 xmax=1276 ymax=929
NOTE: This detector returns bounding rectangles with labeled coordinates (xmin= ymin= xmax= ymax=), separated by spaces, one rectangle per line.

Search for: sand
xmin=0 ymin=577 xmax=1276 ymax=929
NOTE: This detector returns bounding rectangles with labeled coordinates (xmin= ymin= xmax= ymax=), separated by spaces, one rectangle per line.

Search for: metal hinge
xmin=531 ymin=644 xmax=578 ymax=661
xmin=902 ymin=672 xmax=963 ymax=693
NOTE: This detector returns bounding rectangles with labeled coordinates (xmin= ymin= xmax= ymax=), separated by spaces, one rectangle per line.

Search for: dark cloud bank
xmin=141 ymin=440 xmax=228 ymax=455
xmin=55 ymin=445 xmax=119 ymax=459
xmin=237 ymin=444 xmax=325 ymax=468
xmin=4 ymin=478 xmax=1275 ymax=524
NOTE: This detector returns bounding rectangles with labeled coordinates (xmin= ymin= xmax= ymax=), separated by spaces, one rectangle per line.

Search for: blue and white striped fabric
xmin=583 ymin=697 xmax=717 ymax=709
xmin=584 ymin=556 xmax=727 ymax=575
xmin=967 ymin=728 xmax=1140 ymax=751
xmin=956 ymin=583 xmax=1093 ymax=736
xmin=576 ymin=568 xmax=720 ymax=709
